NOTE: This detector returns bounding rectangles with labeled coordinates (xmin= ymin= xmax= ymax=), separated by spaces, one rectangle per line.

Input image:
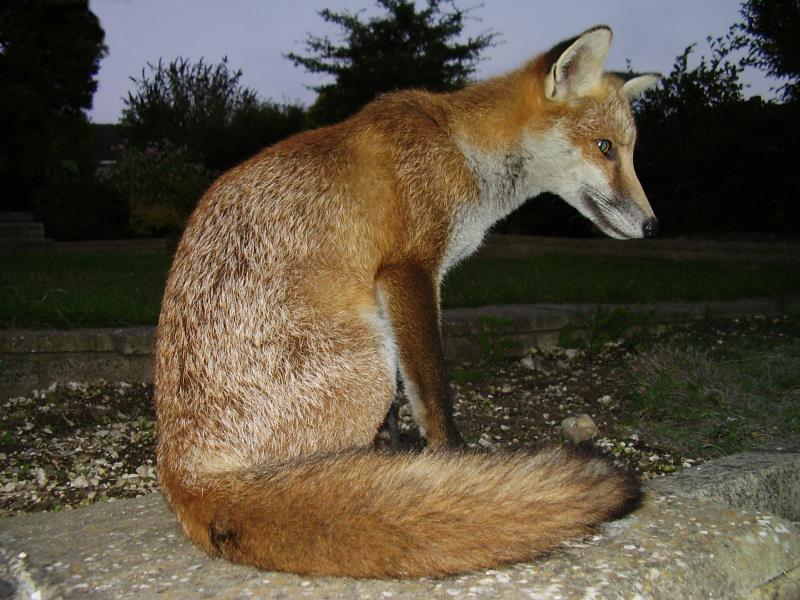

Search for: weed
xmin=619 ymin=318 xmax=800 ymax=457
xmin=451 ymin=364 xmax=489 ymax=385
xmin=559 ymin=307 xmax=650 ymax=352
xmin=558 ymin=322 xmax=580 ymax=349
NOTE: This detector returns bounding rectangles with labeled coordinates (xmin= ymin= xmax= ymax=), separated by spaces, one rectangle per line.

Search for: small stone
xmin=561 ymin=414 xmax=598 ymax=443
xmin=478 ymin=433 xmax=497 ymax=452
xmin=136 ymin=465 xmax=155 ymax=479
xmin=34 ymin=468 xmax=48 ymax=487
xmin=70 ymin=475 xmax=89 ymax=488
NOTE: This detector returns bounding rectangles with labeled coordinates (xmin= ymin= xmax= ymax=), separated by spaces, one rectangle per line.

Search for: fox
xmin=155 ymin=25 xmax=660 ymax=578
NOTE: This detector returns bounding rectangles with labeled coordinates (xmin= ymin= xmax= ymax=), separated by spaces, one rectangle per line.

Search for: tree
xmin=0 ymin=0 xmax=107 ymax=210
xmin=738 ymin=0 xmax=800 ymax=101
xmin=631 ymin=37 xmax=800 ymax=235
xmin=286 ymin=0 xmax=496 ymax=125
xmin=120 ymin=57 xmax=306 ymax=173
xmin=633 ymin=38 xmax=744 ymax=121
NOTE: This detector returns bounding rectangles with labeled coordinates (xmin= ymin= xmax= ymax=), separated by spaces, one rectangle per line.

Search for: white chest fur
xmin=441 ymin=131 xmax=566 ymax=276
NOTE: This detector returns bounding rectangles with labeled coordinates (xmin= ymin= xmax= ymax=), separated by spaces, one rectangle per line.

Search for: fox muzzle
xmin=642 ymin=218 xmax=659 ymax=238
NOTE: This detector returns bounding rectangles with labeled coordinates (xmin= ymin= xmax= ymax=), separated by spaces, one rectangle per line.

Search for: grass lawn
xmin=443 ymin=255 xmax=800 ymax=307
xmin=618 ymin=316 xmax=800 ymax=457
xmin=0 ymin=252 xmax=172 ymax=328
xmin=1 ymin=251 xmax=799 ymax=328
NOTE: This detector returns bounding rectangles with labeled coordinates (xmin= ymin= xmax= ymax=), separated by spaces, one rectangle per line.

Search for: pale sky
xmin=89 ymin=0 xmax=773 ymax=124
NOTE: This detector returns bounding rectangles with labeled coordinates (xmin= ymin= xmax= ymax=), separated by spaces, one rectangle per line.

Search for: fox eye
xmin=596 ymin=139 xmax=612 ymax=156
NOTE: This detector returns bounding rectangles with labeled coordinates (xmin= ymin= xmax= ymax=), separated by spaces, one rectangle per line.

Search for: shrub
xmin=35 ymin=161 xmax=128 ymax=240
xmin=101 ymin=142 xmax=214 ymax=237
xmin=121 ymin=57 xmax=307 ymax=172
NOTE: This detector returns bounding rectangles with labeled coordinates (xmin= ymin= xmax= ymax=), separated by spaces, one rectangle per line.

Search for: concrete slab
xmin=476 ymin=234 xmax=800 ymax=264
xmin=648 ymin=440 xmax=800 ymax=522
xmin=4 ymin=298 xmax=798 ymax=398
xmin=1 ymin=445 xmax=799 ymax=599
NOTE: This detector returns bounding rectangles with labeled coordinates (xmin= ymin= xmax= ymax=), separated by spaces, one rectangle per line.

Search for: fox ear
xmin=620 ymin=72 xmax=662 ymax=101
xmin=544 ymin=26 xmax=612 ymax=101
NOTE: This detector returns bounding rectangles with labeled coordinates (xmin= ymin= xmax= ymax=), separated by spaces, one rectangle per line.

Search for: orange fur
xmin=156 ymin=26 xmax=656 ymax=578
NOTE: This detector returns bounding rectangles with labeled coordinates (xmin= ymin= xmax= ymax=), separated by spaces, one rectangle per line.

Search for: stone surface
xmin=1 ymin=445 xmax=799 ymax=599
xmin=0 ymin=212 xmax=51 ymax=250
xmin=3 ymin=299 xmax=799 ymax=398
xmin=476 ymin=233 xmax=800 ymax=264
xmin=0 ymin=328 xmax=155 ymax=398
xmin=649 ymin=440 xmax=800 ymax=521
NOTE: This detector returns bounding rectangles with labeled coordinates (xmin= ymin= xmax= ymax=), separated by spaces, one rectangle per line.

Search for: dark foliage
xmin=634 ymin=40 xmax=799 ymax=236
xmin=637 ymin=97 xmax=800 ymax=236
xmin=286 ymin=0 xmax=496 ymax=125
xmin=36 ymin=172 xmax=129 ymax=240
xmin=100 ymin=141 xmax=215 ymax=237
xmin=738 ymin=0 xmax=800 ymax=101
xmin=120 ymin=57 xmax=307 ymax=172
xmin=0 ymin=0 xmax=106 ymax=212
xmin=493 ymin=194 xmax=595 ymax=238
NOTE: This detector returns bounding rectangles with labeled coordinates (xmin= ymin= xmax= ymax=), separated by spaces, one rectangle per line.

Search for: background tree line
xmin=1 ymin=0 xmax=798 ymax=239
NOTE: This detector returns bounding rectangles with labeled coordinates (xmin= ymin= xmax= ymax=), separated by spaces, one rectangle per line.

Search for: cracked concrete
xmin=1 ymin=442 xmax=798 ymax=599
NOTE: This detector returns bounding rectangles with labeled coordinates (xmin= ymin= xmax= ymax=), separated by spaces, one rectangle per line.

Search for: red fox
xmin=156 ymin=25 xmax=660 ymax=578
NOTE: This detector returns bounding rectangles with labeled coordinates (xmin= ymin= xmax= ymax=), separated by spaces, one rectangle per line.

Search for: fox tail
xmin=162 ymin=445 xmax=641 ymax=578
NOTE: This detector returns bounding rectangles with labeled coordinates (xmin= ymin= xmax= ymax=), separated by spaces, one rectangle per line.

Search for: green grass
xmin=0 ymin=252 xmax=172 ymax=328
xmin=1 ymin=251 xmax=799 ymax=328
xmin=619 ymin=319 xmax=800 ymax=457
xmin=442 ymin=255 xmax=800 ymax=307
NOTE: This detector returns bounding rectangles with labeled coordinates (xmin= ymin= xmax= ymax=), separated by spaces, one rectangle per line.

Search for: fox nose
xmin=642 ymin=218 xmax=659 ymax=238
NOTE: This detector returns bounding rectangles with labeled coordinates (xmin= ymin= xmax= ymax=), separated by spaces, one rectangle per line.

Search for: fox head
xmin=533 ymin=25 xmax=660 ymax=239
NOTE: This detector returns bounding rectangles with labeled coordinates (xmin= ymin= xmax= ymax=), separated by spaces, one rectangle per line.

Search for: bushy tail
xmin=164 ymin=446 xmax=641 ymax=578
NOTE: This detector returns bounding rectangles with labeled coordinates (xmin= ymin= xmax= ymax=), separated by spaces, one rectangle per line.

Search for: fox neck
xmin=441 ymin=124 xmax=572 ymax=275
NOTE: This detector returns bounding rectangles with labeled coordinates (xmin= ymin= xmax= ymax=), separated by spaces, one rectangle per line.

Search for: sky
xmin=88 ymin=0 xmax=773 ymax=124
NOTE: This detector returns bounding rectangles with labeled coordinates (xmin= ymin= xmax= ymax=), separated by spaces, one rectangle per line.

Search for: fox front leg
xmin=377 ymin=263 xmax=463 ymax=448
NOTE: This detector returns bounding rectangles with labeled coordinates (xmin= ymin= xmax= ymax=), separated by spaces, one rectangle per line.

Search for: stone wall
xmin=2 ymin=298 xmax=796 ymax=398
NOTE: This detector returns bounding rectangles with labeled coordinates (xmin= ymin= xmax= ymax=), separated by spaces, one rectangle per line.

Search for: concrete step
xmin=0 ymin=239 xmax=54 ymax=252
xmin=4 ymin=298 xmax=800 ymax=399
xmin=1 ymin=442 xmax=798 ymax=599
xmin=479 ymin=234 xmax=800 ymax=263
xmin=0 ymin=222 xmax=46 ymax=241
xmin=0 ymin=212 xmax=35 ymax=223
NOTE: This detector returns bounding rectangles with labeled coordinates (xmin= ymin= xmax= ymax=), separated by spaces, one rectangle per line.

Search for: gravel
xmin=4 ymin=315 xmax=795 ymax=518
xmin=1 ymin=381 xmax=156 ymax=516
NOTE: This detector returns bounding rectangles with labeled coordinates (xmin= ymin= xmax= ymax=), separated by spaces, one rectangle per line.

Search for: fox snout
xmin=576 ymin=183 xmax=658 ymax=240
xmin=642 ymin=217 xmax=659 ymax=238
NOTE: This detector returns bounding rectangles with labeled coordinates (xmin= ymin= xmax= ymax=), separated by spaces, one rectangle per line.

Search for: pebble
xmin=561 ymin=414 xmax=598 ymax=443
xmin=34 ymin=468 xmax=48 ymax=487
xmin=70 ymin=475 xmax=89 ymax=489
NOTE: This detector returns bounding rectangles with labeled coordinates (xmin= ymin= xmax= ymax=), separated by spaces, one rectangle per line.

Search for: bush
xmin=121 ymin=57 xmax=307 ymax=172
xmin=636 ymin=96 xmax=800 ymax=236
xmin=35 ymin=161 xmax=128 ymax=241
xmin=102 ymin=142 xmax=215 ymax=237
xmin=493 ymin=193 xmax=596 ymax=238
